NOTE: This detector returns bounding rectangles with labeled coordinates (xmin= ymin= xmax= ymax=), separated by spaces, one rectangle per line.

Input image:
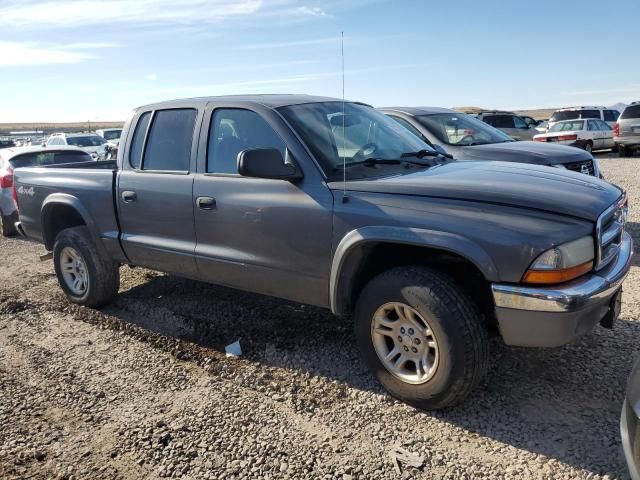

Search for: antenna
xmin=340 ymin=31 xmax=348 ymax=203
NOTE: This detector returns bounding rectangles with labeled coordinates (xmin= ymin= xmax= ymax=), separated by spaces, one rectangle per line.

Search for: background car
xmin=548 ymin=106 xmax=620 ymax=130
xmin=614 ymin=101 xmax=640 ymax=157
xmin=533 ymin=118 xmax=614 ymax=153
xmin=46 ymin=133 xmax=108 ymax=160
xmin=0 ymin=146 xmax=93 ymax=236
xmin=471 ymin=110 xmax=538 ymax=140
xmin=0 ymin=138 xmax=17 ymax=149
xmin=380 ymin=107 xmax=600 ymax=176
xmin=622 ymin=357 xmax=640 ymax=480
xmin=520 ymin=115 xmax=540 ymax=128
xmin=95 ymin=128 xmax=123 ymax=146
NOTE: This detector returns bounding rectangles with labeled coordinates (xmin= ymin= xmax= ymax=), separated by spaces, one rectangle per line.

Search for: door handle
xmin=122 ymin=191 xmax=137 ymax=203
xmin=196 ymin=196 xmax=216 ymax=210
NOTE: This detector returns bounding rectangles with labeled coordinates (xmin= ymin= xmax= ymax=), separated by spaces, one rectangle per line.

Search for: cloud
xmin=295 ymin=5 xmax=329 ymax=17
xmin=0 ymin=0 xmax=333 ymax=28
xmin=234 ymin=36 xmax=339 ymax=50
xmin=0 ymin=41 xmax=95 ymax=67
xmin=0 ymin=41 xmax=118 ymax=67
xmin=146 ymin=73 xmax=158 ymax=81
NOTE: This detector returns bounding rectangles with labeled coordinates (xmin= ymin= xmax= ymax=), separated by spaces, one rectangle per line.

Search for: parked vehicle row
xmin=548 ymin=106 xmax=620 ymax=130
xmin=533 ymin=118 xmax=615 ymax=154
xmin=11 ymin=94 xmax=632 ymax=411
xmin=380 ymin=107 xmax=601 ymax=176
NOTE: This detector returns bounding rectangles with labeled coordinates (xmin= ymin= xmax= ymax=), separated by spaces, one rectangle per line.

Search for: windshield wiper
xmin=336 ymin=157 xmax=434 ymax=169
xmin=401 ymin=149 xmax=453 ymax=160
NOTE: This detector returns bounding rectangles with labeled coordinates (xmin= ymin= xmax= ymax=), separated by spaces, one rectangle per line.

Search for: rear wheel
xmin=354 ymin=266 xmax=489 ymax=410
xmin=0 ymin=213 xmax=17 ymax=237
xmin=584 ymin=141 xmax=593 ymax=153
xmin=53 ymin=226 xmax=119 ymax=307
xmin=618 ymin=145 xmax=628 ymax=157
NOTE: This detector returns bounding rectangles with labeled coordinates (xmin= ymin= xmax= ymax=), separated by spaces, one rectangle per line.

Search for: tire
xmin=584 ymin=141 xmax=593 ymax=153
xmin=618 ymin=145 xmax=628 ymax=158
xmin=53 ymin=226 xmax=119 ymax=307
xmin=354 ymin=265 xmax=489 ymax=410
xmin=0 ymin=213 xmax=17 ymax=237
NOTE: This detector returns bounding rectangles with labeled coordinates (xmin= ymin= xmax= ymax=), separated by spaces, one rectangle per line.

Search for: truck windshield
xmin=417 ymin=113 xmax=513 ymax=146
xmin=67 ymin=135 xmax=106 ymax=147
xmin=278 ymin=102 xmax=434 ymax=180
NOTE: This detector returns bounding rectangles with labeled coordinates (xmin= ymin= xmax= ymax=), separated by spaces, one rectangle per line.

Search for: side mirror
xmin=238 ymin=148 xmax=302 ymax=181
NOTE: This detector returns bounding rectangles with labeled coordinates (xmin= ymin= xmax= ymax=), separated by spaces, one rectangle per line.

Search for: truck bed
xmin=13 ymin=163 xmax=121 ymax=256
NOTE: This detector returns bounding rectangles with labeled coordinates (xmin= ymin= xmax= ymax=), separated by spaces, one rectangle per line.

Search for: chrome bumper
xmin=492 ymin=232 xmax=633 ymax=313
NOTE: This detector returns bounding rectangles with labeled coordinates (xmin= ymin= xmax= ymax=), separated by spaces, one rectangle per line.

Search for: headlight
xmin=522 ymin=236 xmax=594 ymax=284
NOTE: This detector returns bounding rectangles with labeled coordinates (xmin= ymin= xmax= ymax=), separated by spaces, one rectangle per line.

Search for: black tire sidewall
xmin=354 ymin=267 xmax=483 ymax=408
xmin=52 ymin=226 xmax=118 ymax=307
xmin=53 ymin=230 xmax=95 ymax=304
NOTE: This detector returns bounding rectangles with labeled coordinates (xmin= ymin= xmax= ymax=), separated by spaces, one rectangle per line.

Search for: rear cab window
xmin=129 ymin=108 xmax=197 ymax=172
xmin=620 ymin=105 xmax=640 ymax=119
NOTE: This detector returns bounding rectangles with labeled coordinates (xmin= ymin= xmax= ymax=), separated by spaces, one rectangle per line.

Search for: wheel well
xmin=336 ymin=242 xmax=496 ymax=328
xmin=43 ymin=204 xmax=86 ymax=250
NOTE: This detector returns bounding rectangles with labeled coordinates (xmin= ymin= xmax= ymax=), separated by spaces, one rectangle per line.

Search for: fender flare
xmin=41 ymin=193 xmax=102 ymax=250
xmin=329 ymin=226 xmax=499 ymax=315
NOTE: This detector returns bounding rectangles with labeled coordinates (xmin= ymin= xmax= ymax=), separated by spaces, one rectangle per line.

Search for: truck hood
xmin=329 ymin=161 xmax=621 ymax=221
xmin=457 ymin=141 xmax=592 ymax=165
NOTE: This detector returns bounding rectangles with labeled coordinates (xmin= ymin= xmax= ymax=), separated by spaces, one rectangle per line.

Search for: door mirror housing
xmin=238 ymin=148 xmax=302 ymax=181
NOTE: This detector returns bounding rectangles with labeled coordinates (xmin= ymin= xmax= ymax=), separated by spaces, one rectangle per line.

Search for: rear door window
xmin=142 ymin=109 xmax=197 ymax=172
xmin=603 ymin=110 xmax=619 ymax=122
xmin=587 ymin=120 xmax=599 ymax=131
xmin=484 ymin=115 xmax=515 ymax=128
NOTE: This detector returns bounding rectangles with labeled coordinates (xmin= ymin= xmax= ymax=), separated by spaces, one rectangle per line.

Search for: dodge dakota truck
xmin=13 ymin=95 xmax=633 ymax=409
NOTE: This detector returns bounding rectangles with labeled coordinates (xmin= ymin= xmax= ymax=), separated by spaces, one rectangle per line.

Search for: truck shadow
xmin=105 ymin=269 xmax=639 ymax=478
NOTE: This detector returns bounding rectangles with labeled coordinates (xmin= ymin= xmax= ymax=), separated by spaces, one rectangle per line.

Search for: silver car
xmin=622 ymin=357 xmax=640 ymax=480
xmin=615 ymin=102 xmax=640 ymax=157
xmin=0 ymin=146 xmax=93 ymax=236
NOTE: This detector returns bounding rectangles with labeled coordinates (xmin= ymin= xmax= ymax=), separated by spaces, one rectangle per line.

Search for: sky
xmin=1 ymin=0 xmax=639 ymax=122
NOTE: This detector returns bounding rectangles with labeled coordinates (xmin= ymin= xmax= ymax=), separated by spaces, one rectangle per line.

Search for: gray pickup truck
xmin=13 ymin=95 xmax=633 ymax=409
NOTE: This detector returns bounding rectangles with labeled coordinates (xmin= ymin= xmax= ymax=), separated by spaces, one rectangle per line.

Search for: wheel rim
xmin=60 ymin=247 xmax=89 ymax=295
xmin=370 ymin=302 xmax=439 ymax=384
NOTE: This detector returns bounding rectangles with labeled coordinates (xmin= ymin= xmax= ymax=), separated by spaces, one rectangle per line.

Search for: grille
xmin=596 ymin=194 xmax=628 ymax=270
xmin=564 ymin=159 xmax=595 ymax=176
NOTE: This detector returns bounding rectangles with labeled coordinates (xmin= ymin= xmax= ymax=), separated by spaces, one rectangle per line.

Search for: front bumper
xmin=491 ymin=231 xmax=633 ymax=347
xmin=622 ymin=398 xmax=640 ymax=480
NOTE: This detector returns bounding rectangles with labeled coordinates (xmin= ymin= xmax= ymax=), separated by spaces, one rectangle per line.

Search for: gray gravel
xmin=0 ymin=154 xmax=639 ymax=480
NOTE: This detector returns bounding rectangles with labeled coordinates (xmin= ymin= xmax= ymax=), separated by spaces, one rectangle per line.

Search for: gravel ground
xmin=0 ymin=154 xmax=639 ymax=480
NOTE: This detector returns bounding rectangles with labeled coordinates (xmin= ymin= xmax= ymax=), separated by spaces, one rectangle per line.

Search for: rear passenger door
xmin=192 ymin=104 xmax=334 ymax=307
xmin=117 ymin=107 xmax=202 ymax=278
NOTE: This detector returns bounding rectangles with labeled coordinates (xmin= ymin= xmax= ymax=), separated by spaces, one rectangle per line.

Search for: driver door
xmin=192 ymin=104 xmax=334 ymax=307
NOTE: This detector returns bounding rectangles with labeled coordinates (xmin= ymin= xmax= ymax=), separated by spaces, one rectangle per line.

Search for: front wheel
xmin=53 ymin=226 xmax=120 ymax=307
xmin=354 ymin=266 xmax=489 ymax=410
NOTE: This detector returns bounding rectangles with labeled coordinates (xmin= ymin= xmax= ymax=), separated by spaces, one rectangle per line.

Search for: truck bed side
xmin=13 ymin=161 xmax=127 ymax=262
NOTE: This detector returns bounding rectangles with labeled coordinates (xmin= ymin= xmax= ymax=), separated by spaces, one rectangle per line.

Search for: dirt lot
xmin=1 ymin=154 xmax=639 ymax=480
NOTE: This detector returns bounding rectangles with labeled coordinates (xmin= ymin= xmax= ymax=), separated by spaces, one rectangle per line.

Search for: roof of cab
xmin=379 ymin=106 xmax=459 ymax=116
xmin=136 ymin=94 xmax=362 ymax=111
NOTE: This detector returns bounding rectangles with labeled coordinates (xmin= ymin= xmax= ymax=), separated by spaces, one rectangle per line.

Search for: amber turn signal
xmin=522 ymin=261 xmax=593 ymax=285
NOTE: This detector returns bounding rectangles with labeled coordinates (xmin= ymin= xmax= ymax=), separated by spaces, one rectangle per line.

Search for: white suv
xmin=548 ymin=106 xmax=620 ymax=130
xmin=46 ymin=133 xmax=108 ymax=160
